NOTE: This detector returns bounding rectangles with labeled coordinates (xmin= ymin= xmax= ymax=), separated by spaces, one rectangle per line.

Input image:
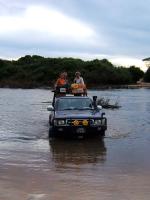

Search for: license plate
xmin=76 ymin=128 xmax=86 ymax=134
xmin=60 ymin=88 xmax=66 ymax=93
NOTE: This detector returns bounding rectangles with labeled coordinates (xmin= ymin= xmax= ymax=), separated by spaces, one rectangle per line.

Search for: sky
xmin=0 ymin=0 xmax=150 ymax=71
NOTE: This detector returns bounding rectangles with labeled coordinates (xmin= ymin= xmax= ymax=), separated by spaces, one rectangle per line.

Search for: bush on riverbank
xmin=0 ymin=55 xmax=144 ymax=88
xmin=144 ymin=67 xmax=150 ymax=82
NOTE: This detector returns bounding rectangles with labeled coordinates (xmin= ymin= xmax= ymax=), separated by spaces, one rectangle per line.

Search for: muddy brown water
xmin=0 ymin=88 xmax=150 ymax=200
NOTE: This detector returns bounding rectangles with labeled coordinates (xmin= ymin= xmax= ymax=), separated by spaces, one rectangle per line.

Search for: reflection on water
xmin=49 ymin=138 xmax=106 ymax=166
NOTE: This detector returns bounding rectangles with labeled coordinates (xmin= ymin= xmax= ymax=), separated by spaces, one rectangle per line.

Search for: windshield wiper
xmin=78 ymin=107 xmax=93 ymax=110
xmin=59 ymin=107 xmax=93 ymax=111
xmin=71 ymin=107 xmax=93 ymax=110
xmin=61 ymin=107 xmax=76 ymax=110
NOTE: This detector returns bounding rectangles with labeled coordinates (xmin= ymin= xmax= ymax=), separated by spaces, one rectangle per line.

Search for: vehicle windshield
xmin=55 ymin=98 xmax=93 ymax=111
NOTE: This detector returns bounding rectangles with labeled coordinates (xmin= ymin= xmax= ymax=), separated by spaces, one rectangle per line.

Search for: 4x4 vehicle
xmin=47 ymin=96 xmax=107 ymax=138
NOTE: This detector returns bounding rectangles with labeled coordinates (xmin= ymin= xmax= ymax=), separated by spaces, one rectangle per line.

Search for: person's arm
xmin=54 ymin=78 xmax=59 ymax=89
xmin=80 ymin=77 xmax=85 ymax=85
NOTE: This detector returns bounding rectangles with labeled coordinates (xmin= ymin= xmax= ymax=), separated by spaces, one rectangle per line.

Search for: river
xmin=0 ymin=88 xmax=150 ymax=200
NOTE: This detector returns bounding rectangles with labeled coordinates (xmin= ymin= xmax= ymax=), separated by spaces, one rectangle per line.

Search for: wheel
xmin=49 ymin=115 xmax=52 ymax=125
xmin=100 ymin=130 xmax=105 ymax=137
xmin=49 ymin=127 xmax=56 ymax=138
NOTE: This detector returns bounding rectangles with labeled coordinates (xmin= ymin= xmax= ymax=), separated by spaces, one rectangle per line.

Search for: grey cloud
xmin=43 ymin=0 xmax=150 ymax=57
xmin=0 ymin=0 xmax=150 ymax=59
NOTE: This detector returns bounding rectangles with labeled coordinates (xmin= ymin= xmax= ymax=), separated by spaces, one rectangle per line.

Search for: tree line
xmin=0 ymin=55 xmax=147 ymax=88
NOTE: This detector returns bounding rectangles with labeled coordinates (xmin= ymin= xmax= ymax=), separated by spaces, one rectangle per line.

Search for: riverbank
xmin=126 ymin=82 xmax=150 ymax=89
xmin=89 ymin=83 xmax=150 ymax=89
xmin=0 ymin=82 xmax=150 ymax=89
xmin=0 ymin=56 xmax=145 ymax=89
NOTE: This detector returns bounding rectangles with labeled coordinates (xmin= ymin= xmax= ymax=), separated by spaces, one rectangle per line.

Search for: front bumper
xmin=53 ymin=125 xmax=107 ymax=135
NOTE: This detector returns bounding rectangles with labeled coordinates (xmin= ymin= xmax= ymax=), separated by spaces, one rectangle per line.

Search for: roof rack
xmin=52 ymin=90 xmax=87 ymax=106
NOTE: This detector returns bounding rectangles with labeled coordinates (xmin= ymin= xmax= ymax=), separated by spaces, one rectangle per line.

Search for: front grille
xmin=67 ymin=119 xmax=93 ymax=126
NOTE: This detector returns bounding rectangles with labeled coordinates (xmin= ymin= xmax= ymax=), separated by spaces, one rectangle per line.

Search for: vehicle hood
xmin=55 ymin=110 xmax=101 ymax=119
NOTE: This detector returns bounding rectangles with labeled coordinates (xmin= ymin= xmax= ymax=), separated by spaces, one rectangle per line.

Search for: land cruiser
xmin=47 ymin=95 xmax=107 ymax=137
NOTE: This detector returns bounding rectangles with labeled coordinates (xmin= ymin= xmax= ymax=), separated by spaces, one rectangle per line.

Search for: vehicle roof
xmin=56 ymin=96 xmax=91 ymax=99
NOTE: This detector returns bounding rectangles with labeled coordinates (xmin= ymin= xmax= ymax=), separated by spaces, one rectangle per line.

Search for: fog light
xmin=82 ymin=120 xmax=88 ymax=126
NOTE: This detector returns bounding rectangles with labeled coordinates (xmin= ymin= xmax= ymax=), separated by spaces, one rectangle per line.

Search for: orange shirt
xmin=56 ymin=78 xmax=66 ymax=86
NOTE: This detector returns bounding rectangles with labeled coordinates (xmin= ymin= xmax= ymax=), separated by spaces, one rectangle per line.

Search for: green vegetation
xmin=0 ymin=55 xmax=145 ymax=88
xmin=129 ymin=66 xmax=144 ymax=83
xmin=144 ymin=67 xmax=150 ymax=82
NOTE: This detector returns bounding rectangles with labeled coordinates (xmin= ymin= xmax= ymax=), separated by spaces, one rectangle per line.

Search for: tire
xmin=49 ymin=127 xmax=56 ymax=138
xmin=49 ymin=115 xmax=52 ymax=126
xmin=100 ymin=130 xmax=105 ymax=137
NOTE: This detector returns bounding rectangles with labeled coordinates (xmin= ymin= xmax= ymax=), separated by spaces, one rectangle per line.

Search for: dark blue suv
xmin=47 ymin=96 xmax=107 ymax=137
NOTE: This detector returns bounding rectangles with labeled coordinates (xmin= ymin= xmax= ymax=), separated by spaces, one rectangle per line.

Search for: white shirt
xmin=74 ymin=77 xmax=84 ymax=85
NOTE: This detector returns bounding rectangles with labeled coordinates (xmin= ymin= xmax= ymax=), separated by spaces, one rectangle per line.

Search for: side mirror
xmin=101 ymin=112 xmax=105 ymax=117
xmin=97 ymin=105 xmax=102 ymax=110
xmin=47 ymin=105 xmax=54 ymax=111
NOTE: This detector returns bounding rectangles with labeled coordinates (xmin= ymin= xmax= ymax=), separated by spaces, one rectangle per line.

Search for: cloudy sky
xmin=0 ymin=0 xmax=150 ymax=70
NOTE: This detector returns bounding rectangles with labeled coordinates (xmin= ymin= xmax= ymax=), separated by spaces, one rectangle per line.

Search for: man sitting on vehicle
xmin=54 ymin=72 xmax=69 ymax=96
xmin=55 ymin=72 xmax=67 ymax=87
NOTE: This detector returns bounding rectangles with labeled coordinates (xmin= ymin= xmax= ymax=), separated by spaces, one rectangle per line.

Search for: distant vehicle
xmin=47 ymin=95 xmax=107 ymax=138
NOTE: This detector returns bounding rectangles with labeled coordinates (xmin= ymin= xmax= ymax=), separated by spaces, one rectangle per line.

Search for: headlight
xmin=94 ymin=119 xmax=102 ymax=125
xmin=57 ymin=120 xmax=66 ymax=125
xmin=101 ymin=118 xmax=106 ymax=125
